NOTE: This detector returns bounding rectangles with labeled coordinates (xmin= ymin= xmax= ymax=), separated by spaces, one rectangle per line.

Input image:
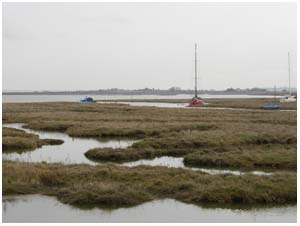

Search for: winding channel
xmin=3 ymin=123 xmax=273 ymax=176
xmin=3 ymin=123 xmax=135 ymax=165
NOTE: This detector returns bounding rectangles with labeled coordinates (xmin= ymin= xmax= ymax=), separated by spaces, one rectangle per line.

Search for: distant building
xmin=169 ymin=87 xmax=181 ymax=91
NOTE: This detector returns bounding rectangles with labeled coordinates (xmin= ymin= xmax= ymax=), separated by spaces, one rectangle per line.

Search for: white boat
xmin=280 ymin=95 xmax=296 ymax=103
xmin=280 ymin=52 xmax=296 ymax=103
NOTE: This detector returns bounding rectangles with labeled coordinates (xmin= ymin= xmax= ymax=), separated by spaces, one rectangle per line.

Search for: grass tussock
xmin=2 ymin=137 xmax=37 ymax=151
xmin=2 ymin=127 xmax=63 ymax=152
xmin=3 ymin=161 xmax=296 ymax=208
xmin=85 ymin=148 xmax=194 ymax=162
xmin=38 ymin=139 xmax=64 ymax=146
xmin=183 ymin=145 xmax=296 ymax=170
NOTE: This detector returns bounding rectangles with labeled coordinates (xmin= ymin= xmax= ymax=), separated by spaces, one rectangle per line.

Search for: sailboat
xmin=280 ymin=52 xmax=296 ymax=103
xmin=188 ymin=44 xmax=205 ymax=107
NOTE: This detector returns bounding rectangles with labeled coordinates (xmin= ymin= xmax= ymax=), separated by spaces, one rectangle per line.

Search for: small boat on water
xmin=262 ymin=86 xmax=280 ymax=110
xmin=280 ymin=95 xmax=297 ymax=102
xmin=188 ymin=44 xmax=205 ymax=107
xmin=262 ymin=104 xmax=280 ymax=110
xmin=80 ymin=96 xmax=96 ymax=103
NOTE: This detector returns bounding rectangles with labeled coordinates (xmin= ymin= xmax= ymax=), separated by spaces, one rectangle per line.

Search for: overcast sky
xmin=3 ymin=2 xmax=297 ymax=91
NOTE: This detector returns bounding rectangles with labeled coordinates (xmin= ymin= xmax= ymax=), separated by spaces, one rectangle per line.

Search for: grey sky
xmin=3 ymin=2 xmax=297 ymax=91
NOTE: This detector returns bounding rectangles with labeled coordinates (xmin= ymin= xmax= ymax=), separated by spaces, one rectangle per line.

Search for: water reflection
xmin=3 ymin=123 xmax=136 ymax=165
xmin=123 ymin=156 xmax=273 ymax=176
xmin=2 ymin=195 xmax=296 ymax=223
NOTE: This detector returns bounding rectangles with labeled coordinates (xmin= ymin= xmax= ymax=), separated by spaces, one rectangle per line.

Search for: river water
xmin=2 ymin=123 xmax=296 ymax=222
xmin=3 ymin=94 xmax=279 ymax=103
xmin=4 ymin=94 xmax=295 ymax=113
xmin=2 ymin=195 xmax=296 ymax=223
xmin=2 ymin=123 xmax=136 ymax=165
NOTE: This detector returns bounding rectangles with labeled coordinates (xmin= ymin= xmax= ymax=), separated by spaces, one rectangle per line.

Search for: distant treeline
xmin=3 ymin=88 xmax=296 ymax=96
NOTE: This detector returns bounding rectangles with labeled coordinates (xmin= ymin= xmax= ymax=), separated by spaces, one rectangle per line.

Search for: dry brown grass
xmin=184 ymin=144 xmax=296 ymax=170
xmin=3 ymin=102 xmax=296 ymax=138
xmin=2 ymin=127 xmax=63 ymax=152
xmin=3 ymin=102 xmax=296 ymax=169
xmin=3 ymin=161 xmax=296 ymax=208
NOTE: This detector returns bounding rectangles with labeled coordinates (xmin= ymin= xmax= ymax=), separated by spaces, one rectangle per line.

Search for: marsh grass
xmin=85 ymin=148 xmax=194 ymax=163
xmin=2 ymin=127 xmax=64 ymax=152
xmin=3 ymin=102 xmax=296 ymax=138
xmin=85 ymin=126 xmax=296 ymax=170
xmin=183 ymin=145 xmax=296 ymax=170
xmin=3 ymin=161 xmax=296 ymax=208
xmin=3 ymin=102 xmax=296 ymax=170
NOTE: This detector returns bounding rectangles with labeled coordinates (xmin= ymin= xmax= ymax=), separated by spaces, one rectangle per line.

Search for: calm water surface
xmin=3 ymin=94 xmax=279 ymax=103
xmin=3 ymin=123 xmax=136 ymax=165
xmin=2 ymin=195 xmax=296 ymax=223
xmin=123 ymin=156 xmax=274 ymax=176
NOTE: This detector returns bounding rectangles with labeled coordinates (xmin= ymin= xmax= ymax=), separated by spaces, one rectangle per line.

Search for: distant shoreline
xmin=2 ymin=89 xmax=296 ymax=96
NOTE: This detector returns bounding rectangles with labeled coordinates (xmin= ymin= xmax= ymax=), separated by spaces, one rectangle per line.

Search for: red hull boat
xmin=187 ymin=43 xmax=205 ymax=107
xmin=188 ymin=97 xmax=205 ymax=107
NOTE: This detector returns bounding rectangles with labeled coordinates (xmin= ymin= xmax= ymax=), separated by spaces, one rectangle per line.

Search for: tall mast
xmin=194 ymin=43 xmax=198 ymax=98
xmin=288 ymin=52 xmax=291 ymax=96
xmin=274 ymin=85 xmax=276 ymax=103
